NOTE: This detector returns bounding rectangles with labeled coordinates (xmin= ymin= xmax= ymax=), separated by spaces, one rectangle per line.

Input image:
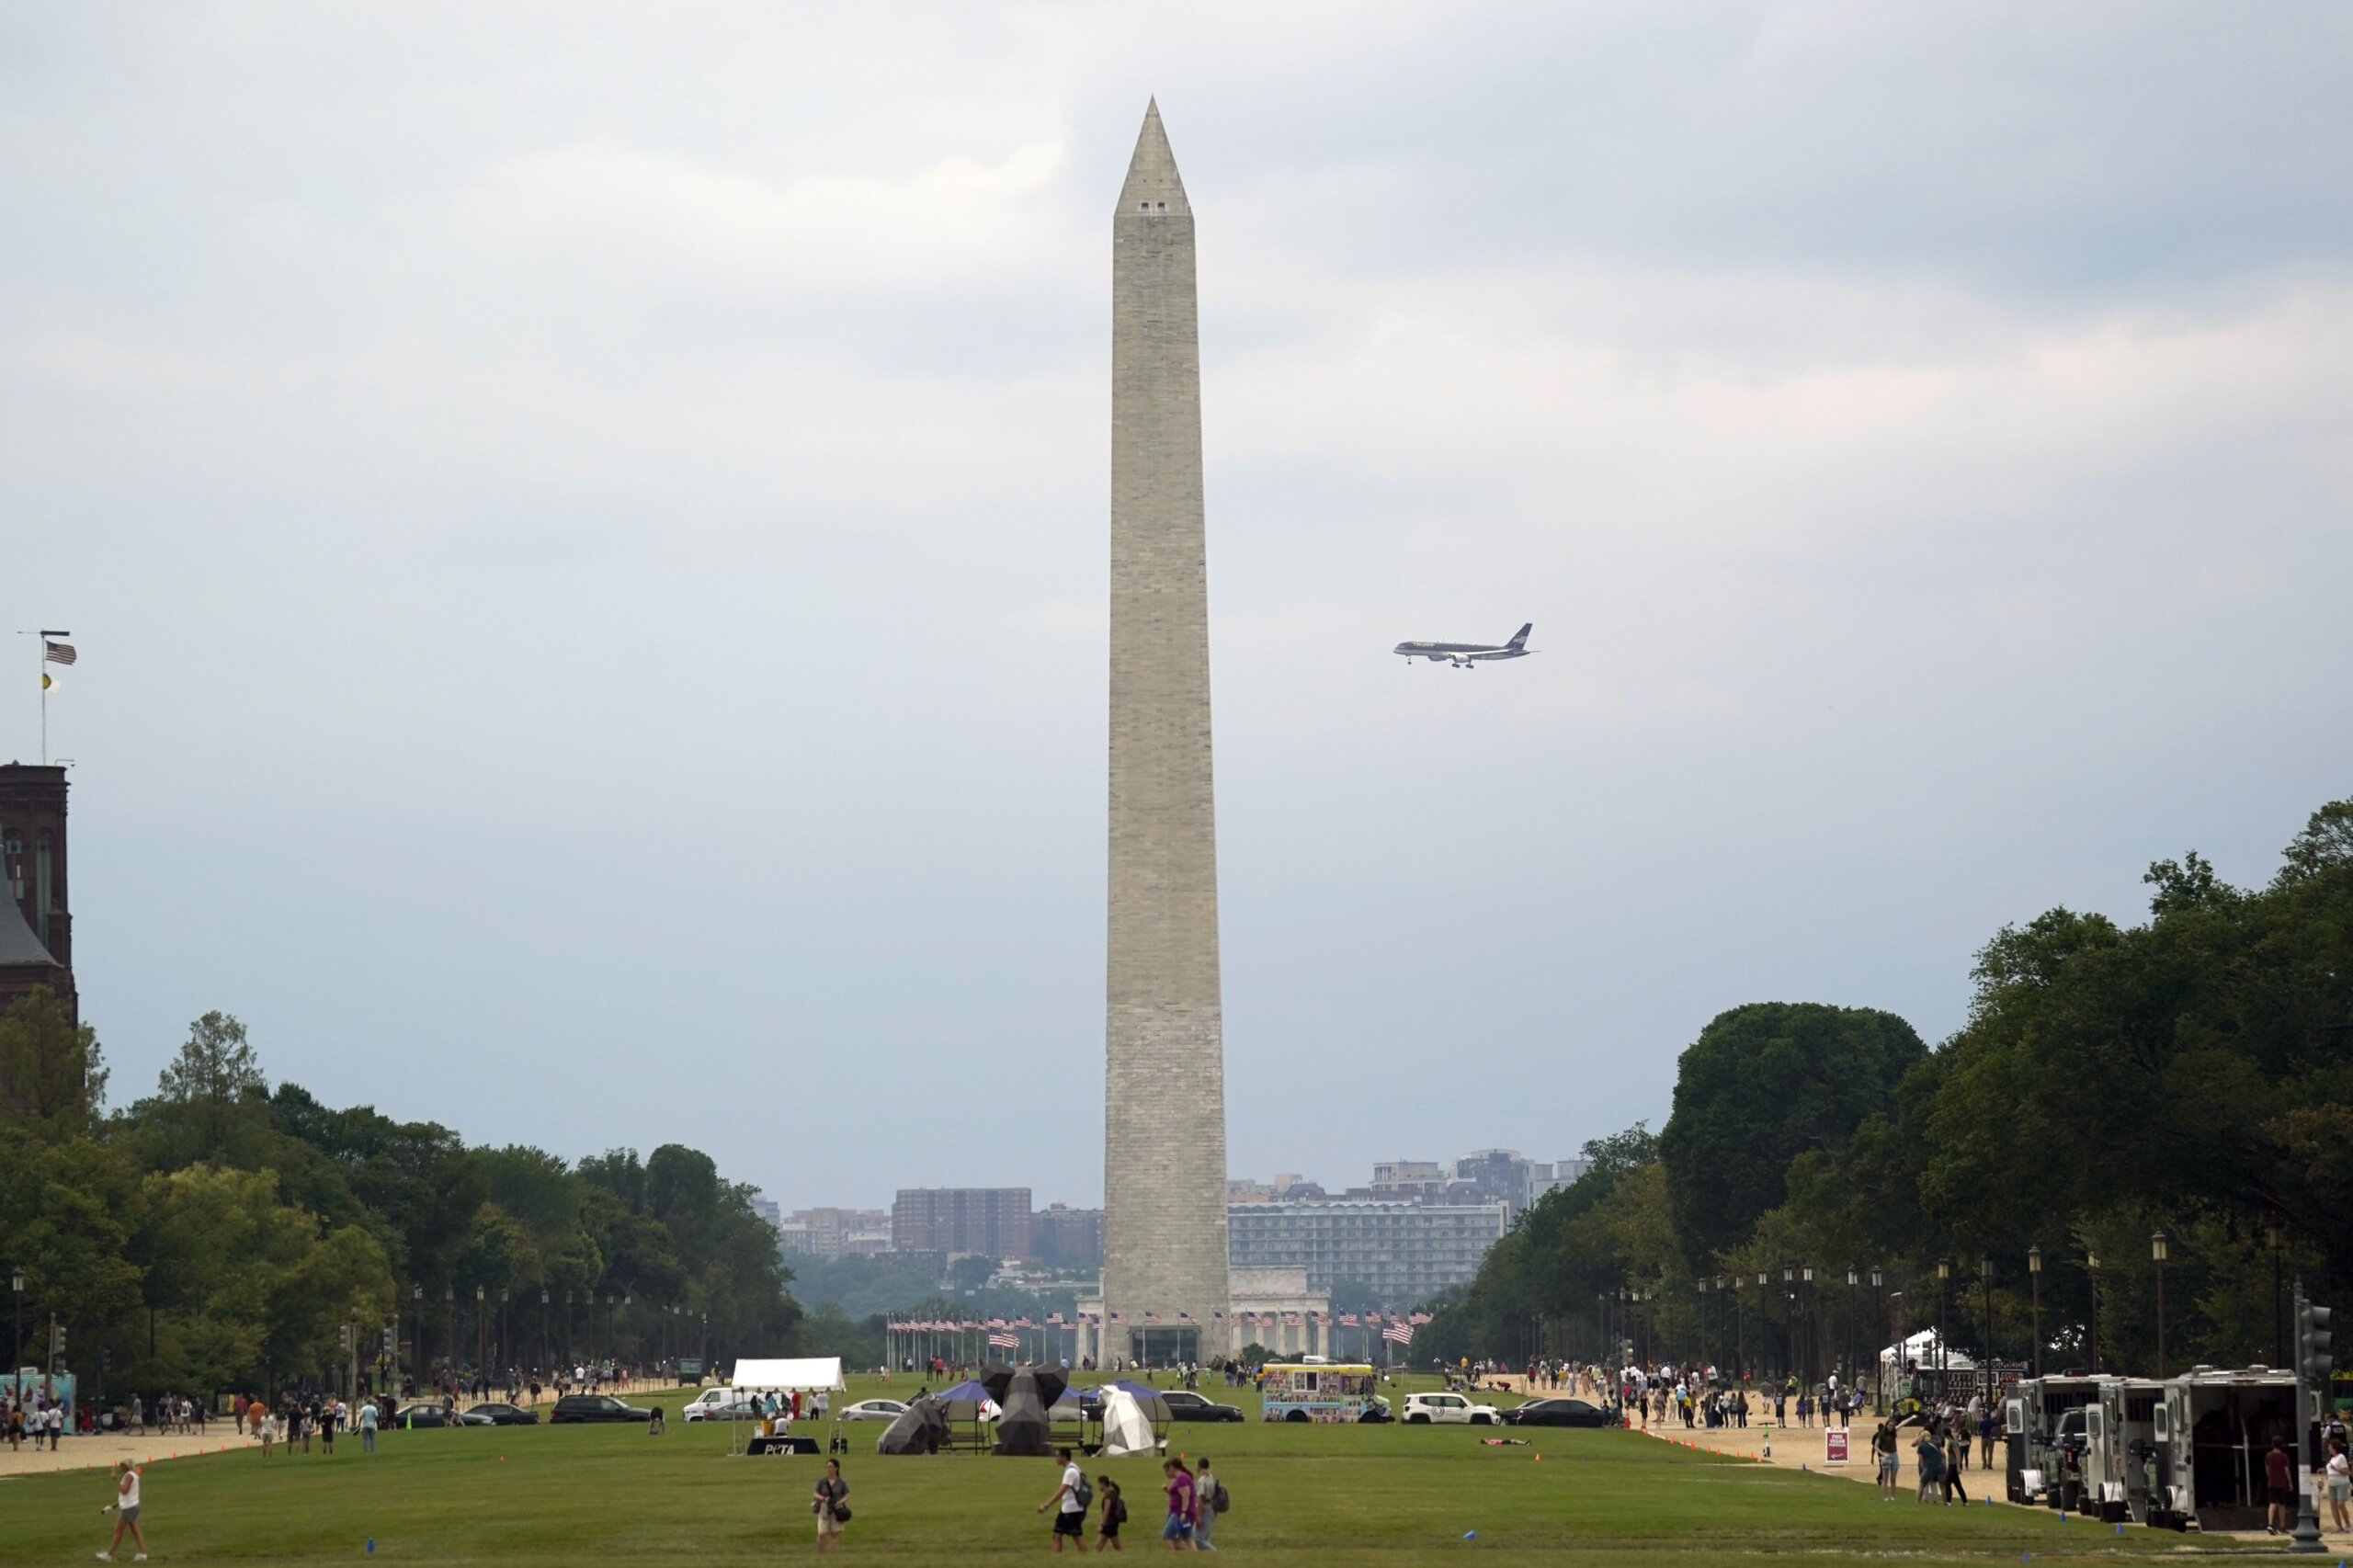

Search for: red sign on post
xmin=1824 ymin=1429 xmax=1849 ymax=1465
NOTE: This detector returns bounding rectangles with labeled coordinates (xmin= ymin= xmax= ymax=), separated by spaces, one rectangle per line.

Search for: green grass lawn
xmin=0 ymin=1374 xmax=2221 ymax=1564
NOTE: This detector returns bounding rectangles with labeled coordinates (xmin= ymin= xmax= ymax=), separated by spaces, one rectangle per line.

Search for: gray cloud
xmin=3 ymin=2 xmax=2346 ymax=1209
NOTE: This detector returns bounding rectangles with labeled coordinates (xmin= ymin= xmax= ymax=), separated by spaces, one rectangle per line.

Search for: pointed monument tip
xmin=1120 ymin=97 xmax=1188 ymax=217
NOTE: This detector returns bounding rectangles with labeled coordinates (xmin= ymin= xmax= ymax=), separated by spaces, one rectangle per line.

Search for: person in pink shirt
xmin=1160 ymin=1459 xmax=1196 ymax=1549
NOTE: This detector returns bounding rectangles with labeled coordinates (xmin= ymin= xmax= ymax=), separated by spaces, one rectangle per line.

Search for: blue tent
xmin=936 ymin=1379 xmax=993 ymax=1403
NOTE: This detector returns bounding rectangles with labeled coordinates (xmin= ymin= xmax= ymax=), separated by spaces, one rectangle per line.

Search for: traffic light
xmin=50 ymin=1324 xmax=64 ymax=1358
xmin=339 ymin=1324 xmax=354 ymax=1353
xmin=2301 ymin=1300 xmax=2334 ymax=1387
xmin=382 ymin=1327 xmax=396 ymax=1356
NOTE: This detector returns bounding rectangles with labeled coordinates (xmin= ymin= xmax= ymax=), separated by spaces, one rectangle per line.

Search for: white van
xmin=681 ymin=1388 xmax=763 ymax=1422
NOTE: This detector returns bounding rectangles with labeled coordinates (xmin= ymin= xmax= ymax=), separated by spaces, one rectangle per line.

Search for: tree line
xmin=1422 ymin=796 xmax=2353 ymax=1382
xmin=0 ymin=1005 xmax=797 ymax=1400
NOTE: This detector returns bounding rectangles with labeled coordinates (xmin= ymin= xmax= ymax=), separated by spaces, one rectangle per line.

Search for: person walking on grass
xmin=359 ymin=1396 xmax=379 ymax=1454
xmin=1161 ymin=1458 xmax=1198 ymax=1550
xmin=1191 ymin=1458 xmax=1223 ymax=1551
xmin=1940 ymin=1424 xmax=1970 ymax=1506
xmin=1873 ymin=1420 xmax=1900 ymax=1499
xmin=1040 ymin=1446 xmax=1087 ymax=1551
xmin=94 ymin=1459 xmax=146 ymax=1562
xmin=1914 ymin=1426 xmax=1946 ymax=1503
xmin=812 ymin=1458 xmax=849 ymax=1554
xmin=1096 ymin=1476 xmax=1127 ymax=1552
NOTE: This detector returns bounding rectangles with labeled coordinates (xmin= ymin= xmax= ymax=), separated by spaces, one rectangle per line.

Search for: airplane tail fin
xmin=1506 ymin=623 xmax=1532 ymax=650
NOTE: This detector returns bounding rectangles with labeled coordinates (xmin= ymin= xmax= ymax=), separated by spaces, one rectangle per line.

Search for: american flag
xmin=1108 ymin=1312 xmax=1122 ymax=1324
xmin=1177 ymin=1312 xmax=1193 ymax=1323
xmin=1383 ymin=1323 xmax=1415 ymax=1346
xmin=988 ymin=1331 xmax=1017 ymax=1349
xmin=1143 ymin=1311 xmax=1158 ymax=1322
xmin=1048 ymin=1312 xmax=1065 ymax=1325
xmin=1211 ymin=1311 xmax=1225 ymax=1321
xmin=43 ymin=641 xmax=74 ymax=666
xmin=1340 ymin=1313 xmax=1359 ymax=1328
xmin=1285 ymin=1312 xmax=1302 ymax=1327
xmin=1410 ymin=1312 xmax=1432 ymax=1325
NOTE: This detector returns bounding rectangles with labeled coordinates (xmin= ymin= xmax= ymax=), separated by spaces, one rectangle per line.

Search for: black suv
xmin=549 ymin=1394 xmax=659 ymax=1425
xmin=1159 ymin=1391 xmax=1245 ymax=1423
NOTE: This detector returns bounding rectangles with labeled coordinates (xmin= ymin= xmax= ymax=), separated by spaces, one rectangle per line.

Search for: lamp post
xmin=475 ymin=1285 xmax=487 ymax=1392
xmin=564 ymin=1290 xmax=574 ymax=1364
xmin=540 ymin=1288 xmax=551 ymax=1375
xmin=2027 ymin=1244 xmax=2042 ymax=1379
xmin=1846 ymin=1267 xmax=1859 ymax=1384
xmin=445 ymin=1286 xmax=456 ymax=1383
xmin=1801 ymin=1264 xmax=1815 ymax=1386
xmin=1870 ymin=1267 xmax=1885 ymax=1408
xmin=1935 ymin=1258 xmax=1951 ymax=1381
xmin=1980 ymin=1255 xmax=1995 ymax=1393
xmin=411 ymin=1283 xmax=424 ymax=1387
xmin=1733 ymin=1277 xmax=1746 ymax=1381
xmin=2268 ymin=1214 xmax=2286 ymax=1368
xmin=499 ymin=1289 xmax=509 ymax=1382
xmin=2086 ymin=1250 xmax=2100 ymax=1374
xmin=10 ymin=1265 xmax=22 ymax=1379
xmin=1696 ymin=1277 xmax=1709 ymax=1370
xmin=2151 ymin=1230 xmax=2170 ymax=1377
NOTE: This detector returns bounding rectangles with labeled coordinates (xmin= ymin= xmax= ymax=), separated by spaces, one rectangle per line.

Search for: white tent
xmin=728 ymin=1358 xmax=847 ymax=1392
xmin=1881 ymin=1329 xmax=1975 ymax=1371
xmin=1098 ymin=1386 xmax=1157 ymax=1458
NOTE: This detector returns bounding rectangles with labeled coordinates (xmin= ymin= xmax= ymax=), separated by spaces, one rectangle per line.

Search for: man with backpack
xmin=1038 ymin=1446 xmax=1088 ymax=1551
xmin=1193 ymin=1457 xmax=1229 ymax=1551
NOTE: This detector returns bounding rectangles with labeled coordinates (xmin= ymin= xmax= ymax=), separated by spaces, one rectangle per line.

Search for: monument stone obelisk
xmin=1099 ymin=99 xmax=1229 ymax=1364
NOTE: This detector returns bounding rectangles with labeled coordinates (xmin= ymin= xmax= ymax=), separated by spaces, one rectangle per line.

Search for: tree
xmin=1660 ymin=1004 xmax=1925 ymax=1271
xmin=0 ymin=986 xmax=106 ymax=1134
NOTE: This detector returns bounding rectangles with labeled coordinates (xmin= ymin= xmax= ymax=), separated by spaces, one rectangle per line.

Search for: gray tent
xmin=875 ymin=1394 xmax=949 ymax=1456
xmin=989 ymin=1367 xmax=1055 ymax=1458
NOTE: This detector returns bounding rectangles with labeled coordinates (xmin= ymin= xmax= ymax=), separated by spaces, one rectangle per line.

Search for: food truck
xmin=2081 ymin=1377 xmax=2165 ymax=1523
xmin=1261 ymin=1363 xmax=1380 ymax=1423
xmin=2147 ymin=1366 xmax=2299 ymax=1532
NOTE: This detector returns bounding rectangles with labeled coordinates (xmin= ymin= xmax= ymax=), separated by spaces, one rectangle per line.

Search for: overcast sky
xmin=5 ymin=3 xmax=2347 ymax=1213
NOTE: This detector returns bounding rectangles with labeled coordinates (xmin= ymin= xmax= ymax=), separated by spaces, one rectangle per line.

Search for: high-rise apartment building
xmin=1029 ymin=1203 xmax=1103 ymax=1269
xmin=1226 ymin=1200 xmax=1508 ymax=1305
xmin=891 ymin=1187 xmax=1033 ymax=1259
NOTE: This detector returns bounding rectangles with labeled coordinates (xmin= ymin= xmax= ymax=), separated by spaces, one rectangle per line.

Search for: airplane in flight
xmin=1393 ymin=623 xmax=1534 ymax=668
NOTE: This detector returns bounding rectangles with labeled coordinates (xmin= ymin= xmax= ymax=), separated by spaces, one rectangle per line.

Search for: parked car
xmin=1159 ymin=1391 xmax=1245 ymax=1423
xmin=1501 ymin=1397 xmax=1612 ymax=1429
xmin=464 ymin=1403 xmax=540 ymax=1426
xmin=1403 ymin=1392 xmax=1500 ymax=1426
xmin=682 ymin=1389 xmax=763 ymax=1422
xmin=549 ymin=1394 xmax=658 ymax=1425
xmin=392 ymin=1403 xmax=488 ymax=1428
xmin=837 ymin=1399 xmax=910 ymax=1423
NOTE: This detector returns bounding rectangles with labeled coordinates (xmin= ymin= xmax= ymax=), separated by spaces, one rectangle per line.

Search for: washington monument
xmin=1099 ymin=99 xmax=1229 ymax=1362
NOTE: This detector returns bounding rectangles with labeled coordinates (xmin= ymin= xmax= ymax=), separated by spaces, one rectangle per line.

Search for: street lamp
xmin=412 ymin=1283 xmax=424 ymax=1384
xmin=1935 ymin=1258 xmax=1951 ymax=1380
xmin=2151 ymin=1230 xmax=2170 ymax=1377
xmin=2086 ymin=1249 xmax=2101 ymax=1374
xmin=1980 ymin=1255 xmax=1995 ymax=1389
xmin=2027 ymin=1244 xmax=2042 ymax=1378
xmin=1846 ymin=1267 xmax=1859 ymax=1383
xmin=475 ymin=1285 xmax=487 ymax=1391
xmin=2267 ymin=1214 xmax=2286 ymax=1367
xmin=10 ymin=1265 xmax=22 ymax=1379
xmin=1800 ymin=1264 xmax=1815 ymax=1384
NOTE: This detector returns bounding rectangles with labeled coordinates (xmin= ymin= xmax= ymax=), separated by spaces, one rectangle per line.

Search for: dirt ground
xmin=0 ymin=1429 xmax=257 ymax=1478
